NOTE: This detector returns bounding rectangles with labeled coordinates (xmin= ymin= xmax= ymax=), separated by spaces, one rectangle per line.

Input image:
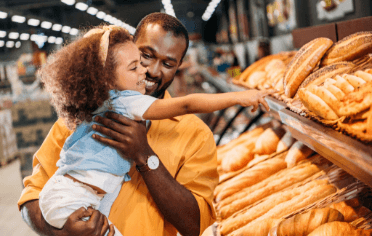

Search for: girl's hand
xmin=237 ymin=89 xmax=276 ymax=112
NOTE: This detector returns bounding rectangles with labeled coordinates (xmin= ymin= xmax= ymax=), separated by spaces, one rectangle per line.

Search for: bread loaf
xmin=218 ymin=163 xmax=321 ymax=219
xmin=330 ymin=199 xmax=371 ymax=222
xmin=221 ymin=143 xmax=255 ymax=172
xmin=323 ymin=79 xmax=345 ymax=100
xmin=233 ymin=218 xmax=281 ymax=236
xmin=335 ymin=75 xmax=355 ymax=93
xmin=284 ymin=38 xmax=333 ymax=98
xmin=219 ymin=179 xmax=329 ymax=235
xmin=285 ymin=141 xmax=314 ymax=168
xmin=276 ymin=132 xmax=296 ymax=153
xmin=268 ymin=208 xmax=344 ymax=236
xmin=336 ymin=82 xmax=372 ymax=116
xmin=354 ymin=70 xmax=372 ymax=83
xmin=308 ymin=222 xmax=372 ymax=236
xmin=215 ymin=157 xmax=287 ymax=202
xmin=320 ymin=31 xmax=372 ymax=66
xmin=255 ymin=127 xmax=286 ymax=155
xmin=343 ymin=74 xmax=367 ymax=88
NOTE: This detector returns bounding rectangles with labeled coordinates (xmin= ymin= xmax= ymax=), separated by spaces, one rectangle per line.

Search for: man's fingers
xmin=107 ymin=224 xmax=115 ymax=236
xmin=71 ymin=207 xmax=92 ymax=220
xmin=92 ymin=134 xmax=127 ymax=151
xmin=100 ymin=216 xmax=110 ymax=236
xmin=105 ymin=112 xmax=135 ymax=126
xmin=92 ymin=124 xmax=126 ymax=142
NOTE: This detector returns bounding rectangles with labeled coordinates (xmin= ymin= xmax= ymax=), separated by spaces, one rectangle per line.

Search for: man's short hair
xmin=134 ymin=12 xmax=189 ymax=60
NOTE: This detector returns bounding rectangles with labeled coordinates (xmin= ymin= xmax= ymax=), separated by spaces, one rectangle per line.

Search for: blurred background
xmin=0 ymin=0 xmax=371 ymax=235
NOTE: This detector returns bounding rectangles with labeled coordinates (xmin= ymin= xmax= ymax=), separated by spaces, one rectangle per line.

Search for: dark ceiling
xmin=0 ymin=0 xmax=213 ymax=33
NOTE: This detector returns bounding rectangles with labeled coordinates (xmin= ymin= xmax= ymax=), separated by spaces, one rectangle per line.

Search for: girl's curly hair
xmin=39 ymin=25 xmax=132 ymax=130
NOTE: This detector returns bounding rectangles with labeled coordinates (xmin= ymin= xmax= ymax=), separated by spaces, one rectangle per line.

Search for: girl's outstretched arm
xmin=143 ymin=89 xmax=275 ymax=120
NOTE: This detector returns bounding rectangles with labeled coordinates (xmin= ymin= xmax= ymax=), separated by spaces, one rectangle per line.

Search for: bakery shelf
xmin=265 ymin=96 xmax=287 ymax=121
xmin=279 ymin=108 xmax=372 ymax=188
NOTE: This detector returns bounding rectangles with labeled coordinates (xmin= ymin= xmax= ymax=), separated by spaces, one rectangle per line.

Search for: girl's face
xmin=114 ymin=42 xmax=147 ymax=94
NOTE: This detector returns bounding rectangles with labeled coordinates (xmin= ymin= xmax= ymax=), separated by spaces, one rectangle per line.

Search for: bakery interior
xmin=1 ymin=0 xmax=372 ymax=235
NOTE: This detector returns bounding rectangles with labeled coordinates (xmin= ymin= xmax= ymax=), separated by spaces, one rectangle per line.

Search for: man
xmin=18 ymin=13 xmax=218 ymax=236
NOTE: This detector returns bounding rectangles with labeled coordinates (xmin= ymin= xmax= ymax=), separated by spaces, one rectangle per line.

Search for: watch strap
xmin=135 ymin=162 xmax=151 ymax=172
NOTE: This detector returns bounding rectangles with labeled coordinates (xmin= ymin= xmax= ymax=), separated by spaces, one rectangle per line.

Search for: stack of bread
xmin=214 ymin=122 xmax=372 ymax=236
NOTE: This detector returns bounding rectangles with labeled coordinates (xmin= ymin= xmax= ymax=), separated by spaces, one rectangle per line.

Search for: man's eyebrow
xmin=140 ymin=45 xmax=178 ymax=63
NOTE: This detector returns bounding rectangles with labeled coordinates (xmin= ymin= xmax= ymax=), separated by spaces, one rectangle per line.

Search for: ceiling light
xmin=87 ymin=7 xmax=98 ymax=15
xmin=52 ymin=24 xmax=62 ymax=31
xmin=15 ymin=41 xmax=21 ymax=48
xmin=28 ymin=18 xmax=40 ymax=26
xmin=162 ymin=0 xmax=171 ymax=4
xmin=0 ymin=11 xmax=8 ymax=19
xmin=109 ymin=17 xmax=117 ymax=25
xmin=104 ymin=14 xmax=112 ymax=22
xmin=55 ymin=37 xmax=63 ymax=44
xmin=62 ymin=26 xmax=71 ymax=33
xmin=30 ymin=34 xmax=38 ymax=41
xmin=20 ymin=33 xmax=30 ymax=40
xmin=6 ymin=41 xmax=14 ymax=48
xmin=75 ymin=2 xmax=88 ymax=11
xmin=96 ymin=11 xmax=106 ymax=19
xmin=41 ymin=21 xmax=52 ymax=29
xmin=48 ymin=36 xmax=56 ymax=43
xmin=0 ymin=31 xmax=6 ymax=38
xmin=11 ymin=15 xmax=26 ymax=23
xmin=70 ymin=28 xmax=79 ymax=35
xmin=9 ymin=32 xmax=19 ymax=39
xmin=61 ymin=0 xmax=75 ymax=5
xmin=0 ymin=41 xmax=4 ymax=47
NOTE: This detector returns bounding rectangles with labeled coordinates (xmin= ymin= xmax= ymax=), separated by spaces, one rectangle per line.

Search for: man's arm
xmin=21 ymin=200 xmax=114 ymax=236
xmin=92 ymin=113 xmax=202 ymax=236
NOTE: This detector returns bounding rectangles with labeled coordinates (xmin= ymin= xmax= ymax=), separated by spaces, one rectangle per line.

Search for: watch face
xmin=148 ymin=155 xmax=159 ymax=170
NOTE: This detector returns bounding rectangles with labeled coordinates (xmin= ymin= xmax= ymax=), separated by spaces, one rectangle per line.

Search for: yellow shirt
xmin=18 ymin=92 xmax=218 ymax=236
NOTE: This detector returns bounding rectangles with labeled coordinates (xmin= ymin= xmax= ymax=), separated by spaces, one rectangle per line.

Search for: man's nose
xmin=146 ymin=60 xmax=161 ymax=79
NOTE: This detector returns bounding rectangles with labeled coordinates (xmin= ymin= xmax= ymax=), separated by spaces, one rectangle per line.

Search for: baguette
xmin=285 ymin=141 xmax=314 ymax=168
xmin=255 ymin=127 xmax=286 ymax=155
xmin=284 ymin=38 xmax=333 ymax=98
xmin=308 ymin=222 xmax=372 ymax=236
xmin=298 ymin=88 xmax=339 ymax=120
xmin=218 ymin=163 xmax=321 ymax=219
xmin=222 ymin=180 xmax=331 ymax=236
xmin=214 ymin=157 xmax=287 ymax=202
xmin=221 ymin=143 xmax=255 ymax=172
xmin=297 ymin=62 xmax=354 ymax=92
xmin=268 ymin=208 xmax=344 ymax=236
xmin=320 ymin=31 xmax=372 ymax=66
xmin=234 ymin=218 xmax=281 ymax=236
xmin=276 ymin=132 xmax=296 ymax=153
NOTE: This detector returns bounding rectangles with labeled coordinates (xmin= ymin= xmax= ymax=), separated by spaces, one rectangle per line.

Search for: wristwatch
xmin=136 ymin=155 xmax=160 ymax=172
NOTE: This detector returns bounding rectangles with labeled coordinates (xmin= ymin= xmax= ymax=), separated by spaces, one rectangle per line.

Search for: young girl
xmin=38 ymin=25 xmax=272 ymax=233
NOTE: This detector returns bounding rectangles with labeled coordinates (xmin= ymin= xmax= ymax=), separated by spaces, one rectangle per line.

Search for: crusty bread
xmin=285 ymin=141 xmax=314 ymax=168
xmin=255 ymin=127 xmax=286 ymax=155
xmin=234 ymin=218 xmax=281 ymax=236
xmin=323 ymin=80 xmax=345 ymax=100
xmin=308 ymin=221 xmax=372 ymax=236
xmin=330 ymin=199 xmax=371 ymax=222
xmin=335 ymin=75 xmax=355 ymax=93
xmin=298 ymin=89 xmax=339 ymax=120
xmin=320 ymin=31 xmax=372 ymax=66
xmin=354 ymin=70 xmax=372 ymax=83
xmin=336 ymin=82 xmax=372 ymax=116
xmin=284 ymin=38 xmax=333 ymax=98
xmin=221 ymin=143 xmax=255 ymax=172
xmin=268 ymin=208 xmax=344 ymax=236
xmin=307 ymin=85 xmax=339 ymax=114
xmin=276 ymin=132 xmax=296 ymax=153
xmin=343 ymin=74 xmax=367 ymax=88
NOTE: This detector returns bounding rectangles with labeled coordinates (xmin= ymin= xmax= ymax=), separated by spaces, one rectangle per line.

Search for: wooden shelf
xmin=279 ymin=108 xmax=372 ymax=189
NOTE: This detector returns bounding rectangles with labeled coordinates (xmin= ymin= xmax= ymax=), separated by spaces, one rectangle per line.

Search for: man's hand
xmin=92 ymin=112 xmax=154 ymax=166
xmin=21 ymin=200 xmax=114 ymax=236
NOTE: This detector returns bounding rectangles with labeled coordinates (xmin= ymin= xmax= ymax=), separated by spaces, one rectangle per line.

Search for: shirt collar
xmin=163 ymin=91 xmax=181 ymax=121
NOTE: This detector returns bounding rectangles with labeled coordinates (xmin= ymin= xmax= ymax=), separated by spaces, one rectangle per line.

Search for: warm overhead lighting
xmin=75 ymin=2 xmax=88 ymax=11
xmin=52 ymin=24 xmax=62 ymax=31
xmin=8 ymin=32 xmax=19 ymax=39
xmin=61 ymin=0 xmax=75 ymax=6
xmin=15 ymin=41 xmax=21 ymax=48
xmin=28 ymin=18 xmax=40 ymax=26
xmin=0 ymin=11 xmax=8 ymax=19
xmin=41 ymin=21 xmax=53 ymax=29
xmin=96 ymin=11 xmax=106 ymax=19
xmin=48 ymin=36 xmax=56 ymax=43
xmin=30 ymin=34 xmax=38 ymax=41
xmin=87 ymin=7 xmax=98 ymax=15
xmin=20 ymin=33 xmax=30 ymax=40
xmin=6 ymin=41 xmax=14 ymax=48
xmin=109 ymin=17 xmax=117 ymax=25
xmin=55 ymin=37 xmax=63 ymax=44
xmin=62 ymin=26 xmax=71 ymax=33
xmin=11 ymin=15 xmax=26 ymax=23
xmin=70 ymin=28 xmax=79 ymax=35
xmin=0 ymin=30 xmax=6 ymax=38
xmin=202 ymin=0 xmax=221 ymax=21
xmin=104 ymin=14 xmax=112 ymax=22
xmin=162 ymin=0 xmax=171 ymax=4
xmin=0 ymin=41 xmax=4 ymax=47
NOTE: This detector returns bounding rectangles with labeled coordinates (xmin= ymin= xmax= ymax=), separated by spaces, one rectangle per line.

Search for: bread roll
xmin=298 ymin=89 xmax=339 ymax=120
xmin=308 ymin=222 xmax=372 ymax=236
xmin=307 ymin=85 xmax=339 ymax=114
xmin=269 ymin=208 xmax=344 ymax=236
xmin=276 ymin=132 xmax=296 ymax=153
xmin=343 ymin=74 xmax=367 ymax=88
xmin=285 ymin=141 xmax=314 ymax=168
xmin=284 ymin=38 xmax=333 ymax=98
xmin=336 ymin=82 xmax=372 ymax=116
xmin=320 ymin=31 xmax=372 ymax=66
xmin=323 ymin=80 xmax=345 ymax=100
xmin=355 ymin=70 xmax=372 ymax=83
xmin=255 ymin=127 xmax=286 ymax=155
xmin=335 ymin=75 xmax=355 ymax=93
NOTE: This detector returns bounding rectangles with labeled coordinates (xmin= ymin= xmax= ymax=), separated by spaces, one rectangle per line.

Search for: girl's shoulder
xmin=109 ymin=89 xmax=144 ymax=99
